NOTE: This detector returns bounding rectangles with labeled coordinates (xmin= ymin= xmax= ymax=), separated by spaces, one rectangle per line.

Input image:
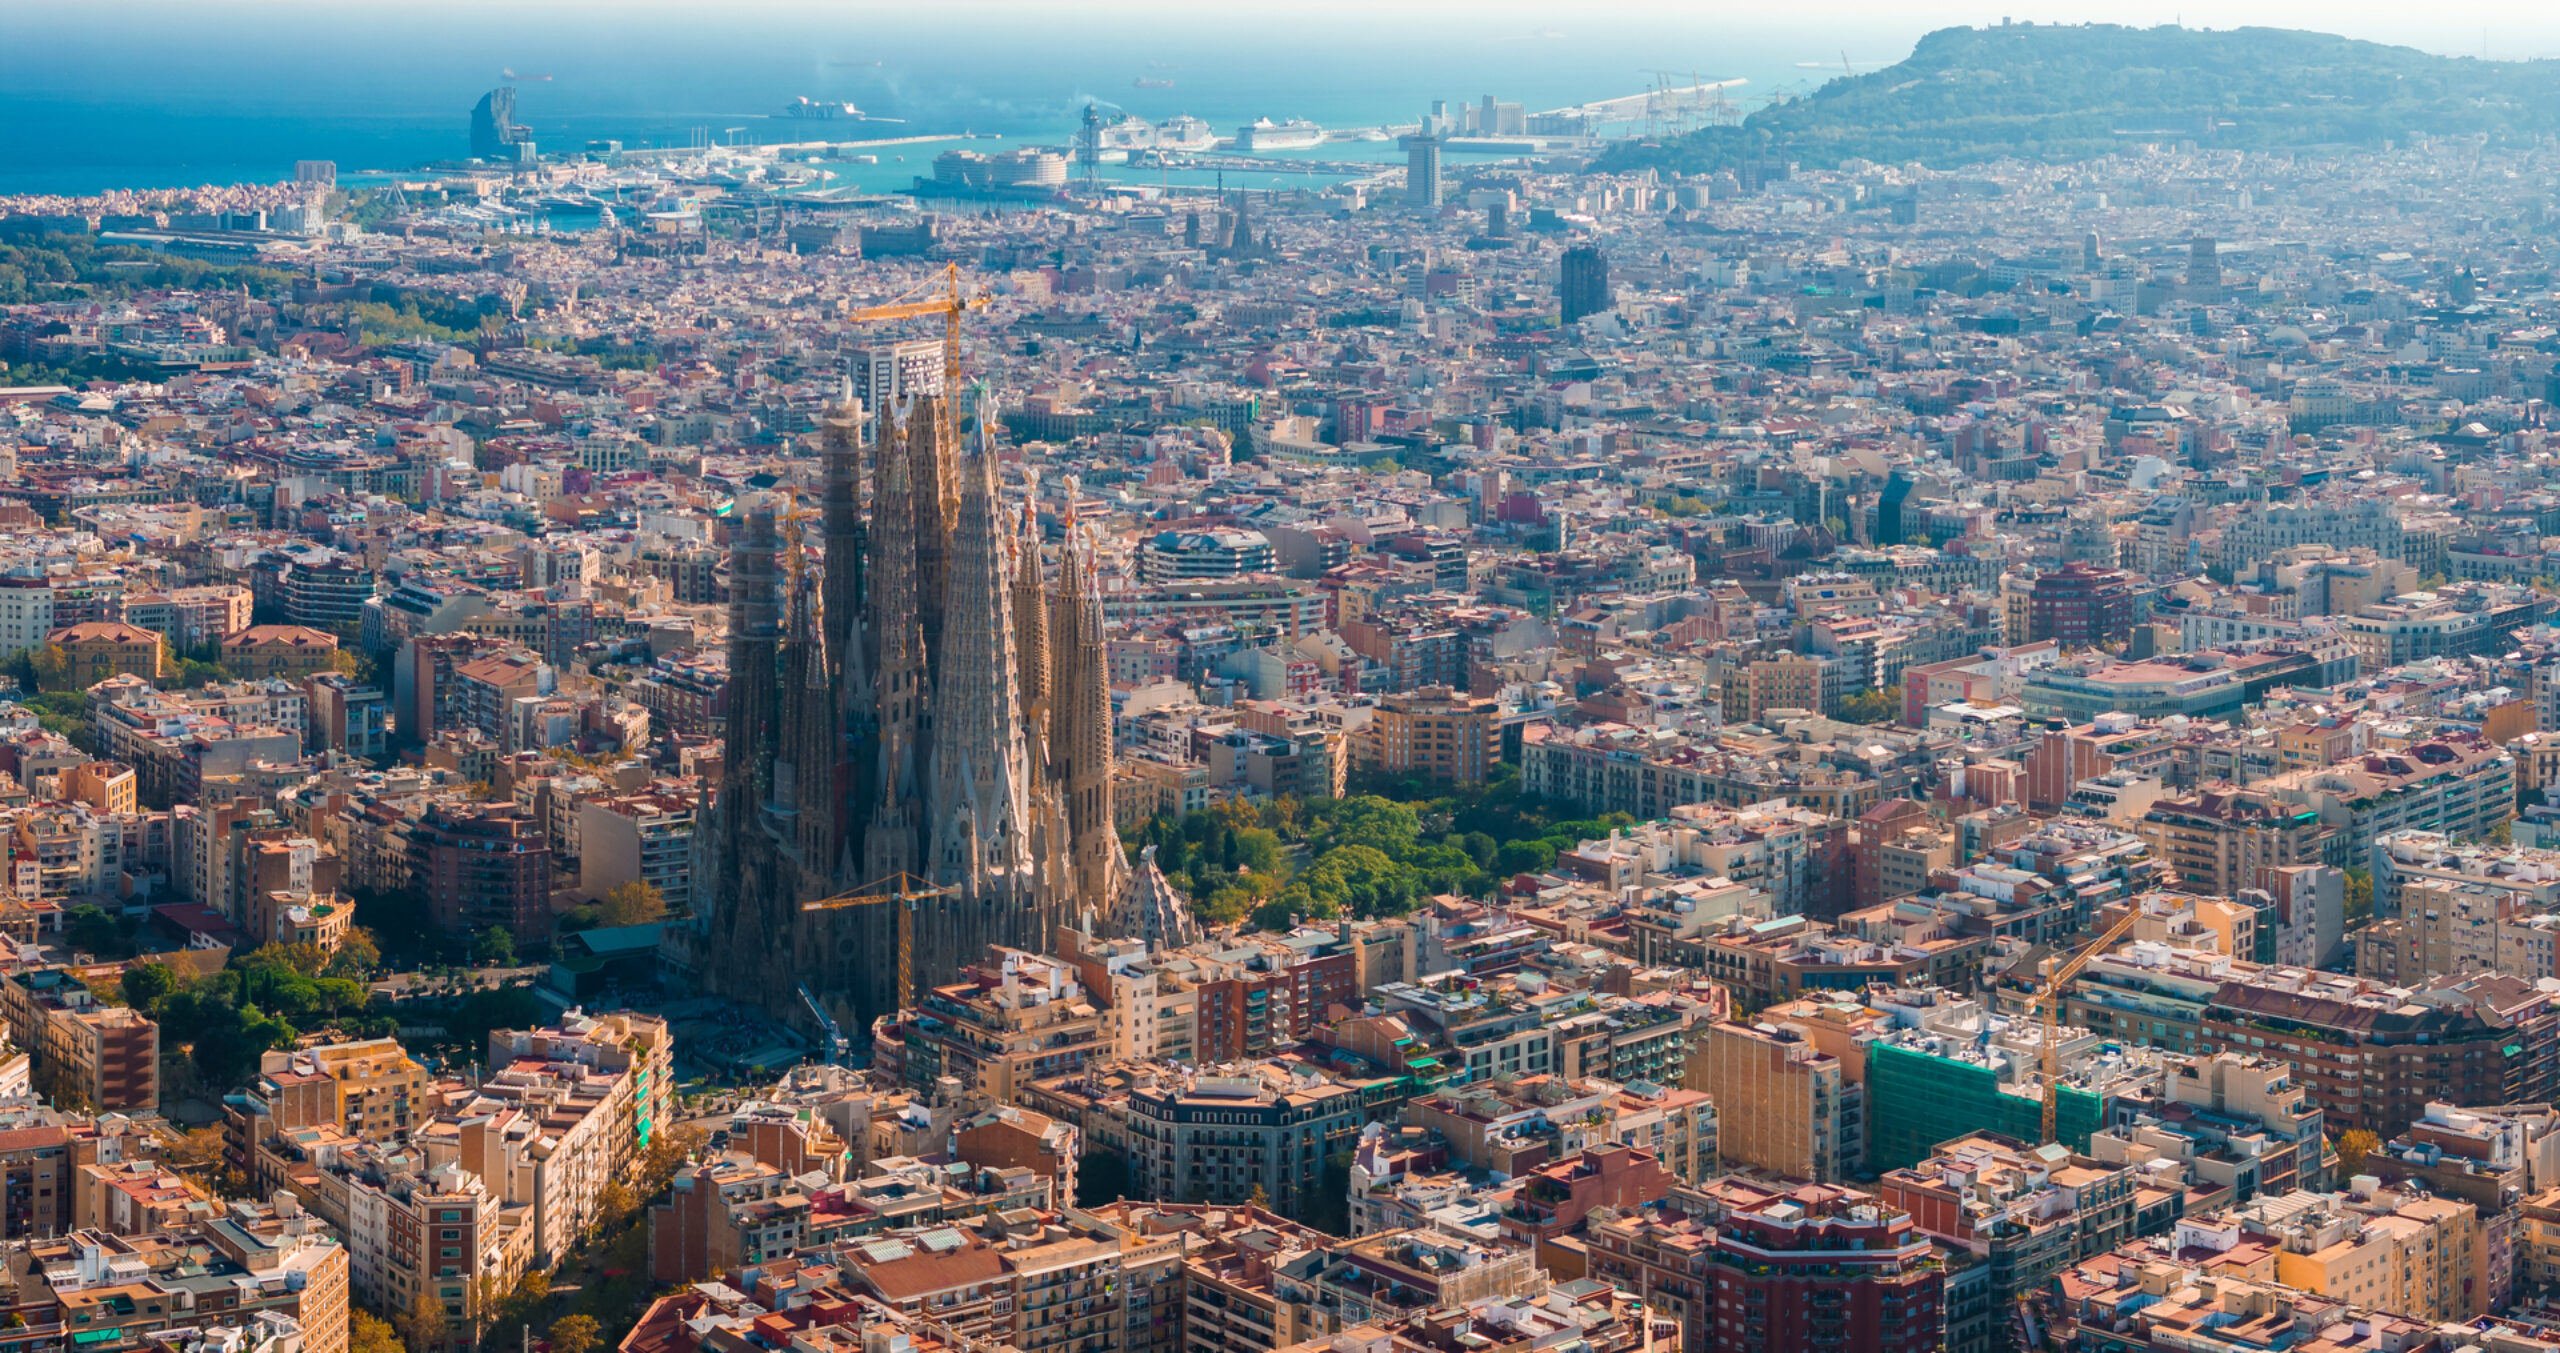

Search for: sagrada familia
xmin=688 ymin=389 xmax=1198 ymax=1036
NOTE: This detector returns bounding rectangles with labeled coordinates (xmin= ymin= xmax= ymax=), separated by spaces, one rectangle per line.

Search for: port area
xmin=761 ymin=134 xmax=981 ymax=153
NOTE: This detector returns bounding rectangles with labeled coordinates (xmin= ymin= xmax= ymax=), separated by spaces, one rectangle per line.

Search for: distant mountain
xmin=1601 ymin=24 xmax=2560 ymax=175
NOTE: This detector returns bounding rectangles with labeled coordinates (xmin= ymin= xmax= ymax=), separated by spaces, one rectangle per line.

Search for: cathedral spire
xmin=1012 ymin=503 xmax=1052 ymax=733
xmin=1050 ymin=506 xmax=1125 ymax=915
xmin=927 ymin=435 xmax=1037 ymax=905
xmin=864 ymin=407 xmax=928 ymax=883
xmin=907 ymin=394 xmax=956 ymax=689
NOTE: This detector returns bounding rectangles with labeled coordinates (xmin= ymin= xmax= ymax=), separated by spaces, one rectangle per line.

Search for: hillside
xmin=1600 ymin=23 xmax=2560 ymax=175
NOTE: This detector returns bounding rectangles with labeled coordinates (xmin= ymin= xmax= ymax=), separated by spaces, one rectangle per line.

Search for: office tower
xmin=1402 ymin=130 xmax=1444 ymax=207
xmin=1876 ymin=472 xmax=1913 ymax=546
xmin=470 ymin=86 xmax=533 ymax=161
xmin=1561 ymin=245 xmax=1610 ymax=324
xmin=2188 ymin=234 xmax=2221 ymax=298
xmin=2084 ymin=228 xmax=2103 ymax=270
xmin=848 ymin=341 xmax=944 ymax=439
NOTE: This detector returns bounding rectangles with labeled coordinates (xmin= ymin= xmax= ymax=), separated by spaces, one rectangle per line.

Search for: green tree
xmin=598 ymin=880 xmax=668 ymax=928
xmin=401 ymin=1292 xmax=449 ymax=1353
xmin=1495 ymin=839 xmax=1558 ymax=877
xmin=1320 ymin=796 xmax=1422 ymax=856
xmin=637 ymin=1122 xmax=708 ymax=1199
xmin=348 ymin=1312 xmax=403 ymax=1353
xmin=1075 ymin=1149 xmax=1132 ymax=1208
xmin=472 ymin=927 xmax=517 ymax=965
xmin=120 ymin=962 xmax=181 ymax=1013
xmin=1838 ymin=689 xmax=1901 ymax=725
xmin=326 ymin=927 xmax=383 ymax=978
xmin=64 ymin=904 xmax=123 ymax=956
xmin=162 ymin=1125 xmax=225 ymax=1174
xmin=27 ymin=643 xmax=70 ymax=692
xmin=2343 ymin=867 xmax=2375 ymax=927
xmin=549 ymin=1315 xmax=602 ymax=1353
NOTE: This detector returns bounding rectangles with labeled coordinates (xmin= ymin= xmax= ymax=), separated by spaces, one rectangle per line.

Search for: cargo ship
xmin=1235 ymin=117 xmax=1325 ymax=151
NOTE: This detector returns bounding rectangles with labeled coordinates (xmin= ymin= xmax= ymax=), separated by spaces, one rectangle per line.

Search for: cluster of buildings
xmin=12 ymin=51 xmax=2560 ymax=1353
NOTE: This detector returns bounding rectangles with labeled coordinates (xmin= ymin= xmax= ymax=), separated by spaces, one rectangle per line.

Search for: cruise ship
xmin=1235 ymin=117 xmax=1326 ymax=151
xmin=1097 ymin=115 xmax=1156 ymax=151
xmin=1155 ymin=116 xmax=1215 ymax=152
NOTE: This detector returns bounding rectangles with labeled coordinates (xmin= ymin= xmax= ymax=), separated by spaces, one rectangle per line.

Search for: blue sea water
xmin=0 ymin=4 xmax=1915 ymax=196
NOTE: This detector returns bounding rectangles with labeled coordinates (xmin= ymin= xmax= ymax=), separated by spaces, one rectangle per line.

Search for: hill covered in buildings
xmin=1601 ymin=23 xmax=2560 ymax=176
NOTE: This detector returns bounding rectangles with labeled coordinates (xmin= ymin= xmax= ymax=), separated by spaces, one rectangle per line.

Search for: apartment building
xmin=1360 ymin=685 xmax=1499 ymax=786
xmin=1687 ymin=1014 xmax=1866 ymax=1183
xmin=19 ymin=1204 xmax=350 ymax=1353
xmin=575 ymin=792 xmax=697 ymax=914
xmin=2136 ymin=788 xmax=2330 ymax=896
xmin=1123 ymin=1065 xmax=1364 ymax=1221
xmin=1587 ymin=1177 xmax=1944 ymax=1353
xmin=7 ymin=970 xmax=158 ymax=1112
xmin=1880 ymin=1133 xmax=2138 ymax=1324
xmin=889 ymin=949 xmax=1105 ymax=1103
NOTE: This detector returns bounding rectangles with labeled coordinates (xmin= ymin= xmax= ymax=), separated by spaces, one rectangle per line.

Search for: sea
xmin=5 ymin=5 xmax=2545 ymax=199
xmin=0 ymin=5 xmax=1922 ymax=197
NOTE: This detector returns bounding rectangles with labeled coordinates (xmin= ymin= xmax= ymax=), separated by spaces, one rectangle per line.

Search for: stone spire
xmin=1011 ymin=492 xmax=1075 ymax=922
xmin=823 ymin=387 xmax=874 ymax=884
xmin=820 ymin=388 xmax=864 ymax=669
xmin=1115 ymin=845 xmax=1203 ymax=951
xmin=926 ymin=436 xmax=1038 ymax=905
xmin=723 ymin=498 xmax=782 ymax=836
xmin=1049 ymin=488 xmax=1125 ymax=914
xmin=781 ymin=515 xmax=841 ymax=876
xmin=1011 ymin=503 xmax=1052 ymax=737
xmin=709 ymin=497 xmax=790 ymax=992
xmin=863 ymin=408 xmax=928 ymax=883
xmin=906 ymin=395 xmax=957 ymax=690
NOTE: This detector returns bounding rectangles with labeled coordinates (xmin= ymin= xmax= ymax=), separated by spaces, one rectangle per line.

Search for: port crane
xmin=2024 ymin=904 xmax=2142 ymax=1144
xmin=797 ymin=871 xmax=950 ymax=1015
xmin=844 ymin=262 xmax=991 ymax=396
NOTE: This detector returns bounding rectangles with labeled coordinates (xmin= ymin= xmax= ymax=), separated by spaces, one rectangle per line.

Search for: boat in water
xmin=1098 ymin=114 xmax=1157 ymax=151
xmin=1155 ymin=116 xmax=1215 ymax=152
xmin=782 ymin=96 xmax=902 ymax=123
xmin=1235 ymin=117 xmax=1325 ymax=151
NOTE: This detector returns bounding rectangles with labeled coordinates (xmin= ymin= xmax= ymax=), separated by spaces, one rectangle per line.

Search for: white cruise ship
xmin=1098 ymin=114 xmax=1157 ymax=150
xmin=1235 ymin=117 xmax=1325 ymax=151
xmin=1155 ymin=115 xmax=1216 ymax=152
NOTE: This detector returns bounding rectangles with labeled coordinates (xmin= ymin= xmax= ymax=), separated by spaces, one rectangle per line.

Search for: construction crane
xmin=797 ymin=871 xmax=950 ymax=1014
xmin=2027 ymin=904 xmax=2143 ymax=1144
xmin=799 ymin=983 xmax=846 ymax=1064
xmin=845 ymin=261 xmax=991 ymax=400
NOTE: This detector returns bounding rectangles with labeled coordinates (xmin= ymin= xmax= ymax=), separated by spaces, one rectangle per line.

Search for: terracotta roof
xmin=47 ymin=621 xmax=161 ymax=645
xmin=223 ymin=625 xmax=338 ymax=649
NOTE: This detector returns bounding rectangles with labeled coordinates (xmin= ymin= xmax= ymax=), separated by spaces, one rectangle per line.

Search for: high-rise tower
xmin=1561 ymin=245 xmax=1610 ymax=325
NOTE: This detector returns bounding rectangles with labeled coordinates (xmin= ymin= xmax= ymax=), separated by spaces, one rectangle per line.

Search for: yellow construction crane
xmin=798 ymin=871 xmax=950 ymax=1014
xmin=2028 ymin=904 xmax=2142 ymax=1144
xmin=845 ymin=261 xmax=991 ymax=398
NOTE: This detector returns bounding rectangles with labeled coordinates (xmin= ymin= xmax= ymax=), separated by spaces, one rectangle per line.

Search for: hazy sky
xmin=15 ymin=0 xmax=2560 ymax=54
